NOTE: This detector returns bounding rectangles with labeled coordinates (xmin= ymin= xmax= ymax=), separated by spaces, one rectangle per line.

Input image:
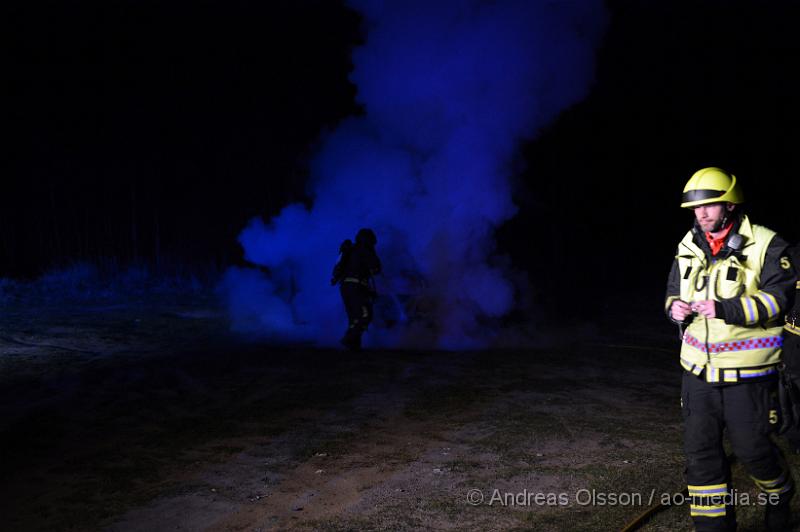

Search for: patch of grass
xmin=420 ymin=495 xmax=468 ymax=520
xmin=443 ymin=458 xmax=484 ymax=474
xmin=402 ymin=383 xmax=493 ymax=422
xmin=475 ymin=410 xmax=573 ymax=459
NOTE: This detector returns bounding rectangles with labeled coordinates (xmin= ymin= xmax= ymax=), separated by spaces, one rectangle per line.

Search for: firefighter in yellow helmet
xmin=665 ymin=167 xmax=796 ymax=531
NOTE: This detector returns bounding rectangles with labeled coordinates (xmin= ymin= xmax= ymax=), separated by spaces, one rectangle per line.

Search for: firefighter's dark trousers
xmin=340 ymin=281 xmax=373 ymax=349
xmin=681 ymin=371 xmax=793 ymax=531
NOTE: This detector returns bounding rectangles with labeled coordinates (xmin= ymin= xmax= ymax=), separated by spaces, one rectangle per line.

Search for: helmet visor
xmin=682 ymin=189 xmax=726 ymax=205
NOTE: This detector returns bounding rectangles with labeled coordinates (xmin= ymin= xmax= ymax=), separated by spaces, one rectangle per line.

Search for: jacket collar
xmin=679 ymin=214 xmax=752 ymax=261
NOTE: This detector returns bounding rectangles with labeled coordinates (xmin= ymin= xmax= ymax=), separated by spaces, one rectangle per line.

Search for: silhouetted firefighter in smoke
xmin=331 ymin=228 xmax=381 ymax=350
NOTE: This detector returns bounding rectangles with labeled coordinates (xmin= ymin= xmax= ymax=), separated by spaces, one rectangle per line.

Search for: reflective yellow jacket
xmin=665 ymin=215 xmax=794 ymax=380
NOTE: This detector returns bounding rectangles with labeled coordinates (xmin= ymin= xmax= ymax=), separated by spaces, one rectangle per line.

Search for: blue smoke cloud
xmin=220 ymin=0 xmax=607 ymax=348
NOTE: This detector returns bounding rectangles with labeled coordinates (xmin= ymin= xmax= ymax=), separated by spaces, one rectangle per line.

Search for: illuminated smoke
xmin=220 ymin=0 xmax=607 ymax=348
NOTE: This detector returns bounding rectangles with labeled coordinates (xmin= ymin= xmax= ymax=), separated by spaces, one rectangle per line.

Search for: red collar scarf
xmin=705 ymin=221 xmax=734 ymax=256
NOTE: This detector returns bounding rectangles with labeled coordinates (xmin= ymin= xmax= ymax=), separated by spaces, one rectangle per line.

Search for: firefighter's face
xmin=693 ymin=202 xmax=734 ymax=233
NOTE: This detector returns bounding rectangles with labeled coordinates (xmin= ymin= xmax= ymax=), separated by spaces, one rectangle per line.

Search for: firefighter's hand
xmin=692 ymin=300 xmax=717 ymax=319
xmin=670 ymin=300 xmax=693 ymax=321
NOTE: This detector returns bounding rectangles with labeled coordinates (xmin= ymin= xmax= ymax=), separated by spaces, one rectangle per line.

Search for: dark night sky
xmin=6 ymin=0 xmax=361 ymax=276
xmin=5 ymin=0 xmax=800 ymax=311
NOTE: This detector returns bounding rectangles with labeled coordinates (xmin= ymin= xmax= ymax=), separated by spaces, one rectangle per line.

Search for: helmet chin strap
xmin=710 ymin=207 xmax=735 ymax=233
xmin=712 ymin=214 xmax=728 ymax=233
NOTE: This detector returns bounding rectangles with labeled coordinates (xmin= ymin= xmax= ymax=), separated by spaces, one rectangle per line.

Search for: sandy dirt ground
xmin=2 ymin=302 xmax=799 ymax=531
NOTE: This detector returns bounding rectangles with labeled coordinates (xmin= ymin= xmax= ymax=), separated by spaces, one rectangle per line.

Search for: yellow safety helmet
xmin=680 ymin=167 xmax=744 ymax=208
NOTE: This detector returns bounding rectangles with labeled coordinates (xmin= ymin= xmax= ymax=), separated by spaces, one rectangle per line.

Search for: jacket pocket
xmin=714 ymin=264 xmax=745 ymax=300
